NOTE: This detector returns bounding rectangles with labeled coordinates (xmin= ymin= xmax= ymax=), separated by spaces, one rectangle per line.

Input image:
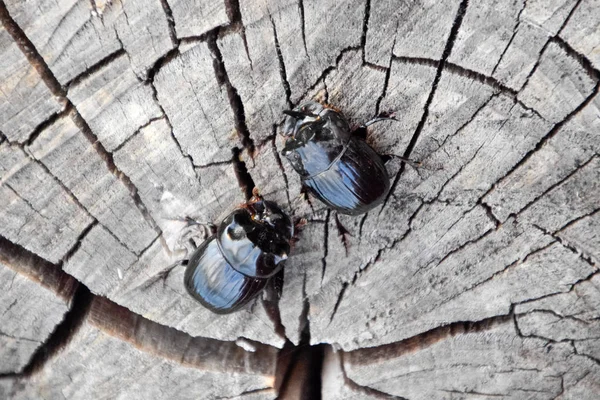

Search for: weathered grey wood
xmin=515 ymin=273 xmax=600 ymax=342
xmin=558 ymin=210 xmax=600 ymax=264
xmin=340 ymin=318 xmax=600 ymax=399
xmin=218 ymin=17 xmax=288 ymax=143
xmin=238 ymin=0 xmax=365 ymax=103
xmin=64 ymin=224 xmax=285 ymax=348
xmin=416 ymin=68 xmax=498 ymax=159
xmin=5 ymin=0 xmax=173 ymax=82
xmin=67 ymin=54 xmax=163 ymax=152
xmin=279 ymin=221 xmax=326 ymax=345
xmin=110 ymin=0 xmax=175 ymax=77
xmin=112 ymin=117 xmax=244 ymax=243
xmin=2 ymin=0 xmax=600 ymax=397
xmin=449 ymin=0 xmax=524 ymax=76
xmin=5 ymin=0 xmax=119 ymax=85
xmin=519 ymin=156 xmax=599 ymax=232
xmin=154 ymin=41 xmax=236 ymax=166
xmin=374 ymin=59 xmax=436 ymax=155
xmin=560 ymin=0 xmax=600 ymax=70
xmin=0 ymin=26 xmax=62 ymax=143
xmin=0 ymin=143 xmax=93 ymax=263
xmin=518 ymin=41 xmax=597 ymax=123
xmin=484 ymin=91 xmax=600 ymax=223
xmin=227 ymin=389 xmax=278 ymax=400
xmin=168 ymin=0 xmax=229 ymax=38
xmin=0 ymin=238 xmax=78 ymax=374
xmin=365 ymin=0 xmax=461 ymax=67
xmin=4 ymin=297 xmax=278 ymax=400
xmin=27 ymin=114 xmax=158 ymax=254
xmin=492 ymin=0 xmax=578 ymax=90
xmin=321 ymin=347 xmax=385 ymax=399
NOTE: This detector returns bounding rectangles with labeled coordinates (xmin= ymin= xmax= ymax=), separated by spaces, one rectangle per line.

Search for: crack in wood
xmin=144 ymin=82 xmax=203 ymax=178
xmin=345 ymin=314 xmax=512 ymax=364
xmin=23 ymin=108 xmax=70 ymax=147
xmin=487 ymin=84 xmax=600 ymax=221
xmin=374 ymin=25 xmax=397 ymax=115
xmin=334 ymin=213 xmax=351 ymax=257
xmin=518 ymin=0 xmax=591 ymax=92
xmin=261 ymin=272 xmax=287 ymax=341
xmin=328 ymin=282 xmax=348 ymax=326
xmin=338 ymin=351 xmax=409 ymax=400
xmin=438 ymin=239 xmax=558 ymax=308
xmin=208 ymin=36 xmax=255 ymax=154
xmin=224 ymin=0 xmax=253 ymax=69
xmin=0 ymin=330 xmax=40 ymax=344
xmin=215 ymin=387 xmax=274 ymax=400
xmin=294 ymin=45 xmax=362 ymax=108
xmin=382 ymin=0 xmax=470 ymax=211
xmin=0 ymin=236 xmax=78 ymax=302
xmin=0 ymin=3 xmax=66 ymax=106
xmin=518 ymin=308 xmax=597 ymax=328
xmin=414 ymin=220 xmax=497 ymax=278
xmin=532 ymin=223 xmax=597 ymax=268
xmin=490 ymin=0 xmax=528 ymax=76
xmin=58 ymin=221 xmax=99 ymax=267
xmin=552 ymin=35 xmax=600 ymax=80
xmin=357 ymin=212 xmax=369 ymax=243
xmin=512 ymin=154 xmax=599 ymax=224
xmin=555 ymin=208 xmax=600 ymax=236
xmin=158 ymin=0 xmax=178 ymax=46
xmin=360 ymin=0 xmax=371 ymax=63
xmin=297 ymin=0 xmax=309 ymax=59
xmin=0 ymin=2 xmax=163 ymax=239
xmin=299 ymin=273 xmax=310 ymax=338
xmin=479 ymin=199 xmax=501 ymax=227
xmin=12 ymin=285 xmax=92 ymax=378
xmin=65 ymin=48 xmax=127 ymax=90
xmin=270 ymin=14 xmax=293 ymax=109
xmin=2 ymin=143 xmax=99 ymax=250
xmin=231 ymin=147 xmax=257 ymax=200
xmin=321 ymin=210 xmax=331 ymax=283
xmin=275 ymin=341 xmax=324 ymax=399
xmin=269 ymin=133 xmax=292 ymax=211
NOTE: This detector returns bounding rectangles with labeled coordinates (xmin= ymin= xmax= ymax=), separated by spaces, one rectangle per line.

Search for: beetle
xmin=182 ymin=189 xmax=294 ymax=314
xmin=281 ymin=101 xmax=419 ymax=215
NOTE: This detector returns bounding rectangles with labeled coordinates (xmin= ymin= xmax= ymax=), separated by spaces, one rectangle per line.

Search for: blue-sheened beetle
xmin=184 ymin=190 xmax=294 ymax=314
xmin=281 ymin=102 xmax=418 ymax=215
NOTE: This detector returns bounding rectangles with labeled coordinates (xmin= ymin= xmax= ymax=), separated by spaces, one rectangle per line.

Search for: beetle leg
xmin=382 ymin=154 xmax=422 ymax=169
xmin=294 ymin=217 xmax=308 ymax=230
xmin=170 ymin=216 xmax=215 ymax=256
xmin=351 ymin=125 xmax=368 ymax=141
xmin=351 ymin=112 xmax=398 ymax=140
xmin=363 ymin=111 xmax=398 ymax=127
xmin=142 ymin=259 xmax=189 ymax=289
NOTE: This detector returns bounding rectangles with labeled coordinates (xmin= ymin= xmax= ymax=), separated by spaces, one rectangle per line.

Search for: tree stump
xmin=1 ymin=0 xmax=599 ymax=398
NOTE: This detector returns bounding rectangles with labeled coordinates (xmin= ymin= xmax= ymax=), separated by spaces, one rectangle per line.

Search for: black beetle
xmin=281 ymin=101 xmax=417 ymax=215
xmin=183 ymin=190 xmax=294 ymax=314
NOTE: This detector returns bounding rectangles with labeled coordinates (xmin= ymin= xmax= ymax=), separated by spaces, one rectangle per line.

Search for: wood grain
xmin=0 ymin=0 xmax=599 ymax=397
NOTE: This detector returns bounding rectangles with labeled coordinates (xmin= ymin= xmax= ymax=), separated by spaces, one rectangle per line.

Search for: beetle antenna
xmin=283 ymin=110 xmax=307 ymax=119
xmin=141 ymin=259 xmax=188 ymax=289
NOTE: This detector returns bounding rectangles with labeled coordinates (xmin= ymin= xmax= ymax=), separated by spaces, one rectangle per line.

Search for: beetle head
xmin=282 ymin=101 xmax=325 ymax=138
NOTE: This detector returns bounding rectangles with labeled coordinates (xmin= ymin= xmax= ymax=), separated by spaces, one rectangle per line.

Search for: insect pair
xmin=183 ymin=102 xmax=419 ymax=313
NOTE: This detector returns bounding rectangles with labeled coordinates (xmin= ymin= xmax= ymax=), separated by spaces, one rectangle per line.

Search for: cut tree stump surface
xmin=0 ymin=0 xmax=599 ymax=398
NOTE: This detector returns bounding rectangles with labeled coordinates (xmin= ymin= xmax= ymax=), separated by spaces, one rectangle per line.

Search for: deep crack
xmin=382 ymin=0 xmax=470 ymax=211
